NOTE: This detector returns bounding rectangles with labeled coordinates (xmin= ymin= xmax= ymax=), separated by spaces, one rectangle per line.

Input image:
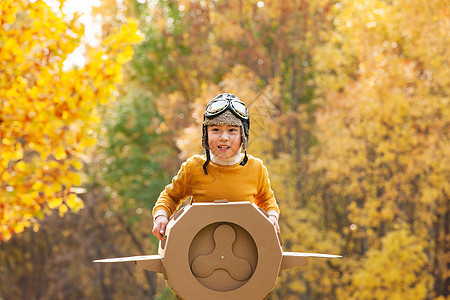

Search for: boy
xmin=152 ymin=93 xmax=280 ymax=240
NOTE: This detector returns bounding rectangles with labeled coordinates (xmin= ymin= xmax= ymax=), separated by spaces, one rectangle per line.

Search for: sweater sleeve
xmin=152 ymin=160 xmax=192 ymax=217
xmin=254 ymin=162 xmax=280 ymax=215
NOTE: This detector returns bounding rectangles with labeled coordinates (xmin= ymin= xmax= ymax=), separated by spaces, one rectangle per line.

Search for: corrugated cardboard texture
xmin=160 ymin=201 xmax=282 ymax=300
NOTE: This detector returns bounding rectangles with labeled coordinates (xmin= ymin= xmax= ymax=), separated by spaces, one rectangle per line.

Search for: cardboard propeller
xmin=94 ymin=201 xmax=341 ymax=299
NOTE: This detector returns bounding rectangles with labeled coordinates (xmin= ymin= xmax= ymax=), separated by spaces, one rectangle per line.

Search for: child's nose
xmin=219 ymin=132 xmax=229 ymax=140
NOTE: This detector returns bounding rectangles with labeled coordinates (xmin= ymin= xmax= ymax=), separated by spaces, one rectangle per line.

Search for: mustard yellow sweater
xmin=153 ymin=154 xmax=280 ymax=217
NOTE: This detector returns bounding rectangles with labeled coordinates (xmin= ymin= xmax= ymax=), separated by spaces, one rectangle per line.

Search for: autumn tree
xmin=0 ymin=0 xmax=141 ymax=241
xmin=0 ymin=185 xmax=161 ymax=300
xmin=311 ymin=0 xmax=449 ymax=298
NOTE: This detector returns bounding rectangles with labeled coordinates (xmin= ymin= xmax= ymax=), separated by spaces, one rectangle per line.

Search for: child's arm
xmin=152 ymin=160 xmax=192 ymax=239
xmin=153 ymin=160 xmax=192 ymax=215
xmin=254 ymin=162 xmax=281 ymax=232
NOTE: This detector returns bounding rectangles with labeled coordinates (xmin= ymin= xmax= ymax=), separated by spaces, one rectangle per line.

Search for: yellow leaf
xmin=58 ymin=204 xmax=68 ymax=217
xmin=20 ymin=193 xmax=36 ymax=205
xmin=32 ymin=181 xmax=43 ymax=190
xmin=54 ymin=146 xmax=67 ymax=160
xmin=48 ymin=197 xmax=62 ymax=209
xmin=14 ymin=145 xmax=23 ymax=160
xmin=70 ymin=172 xmax=82 ymax=186
xmin=2 ymin=171 xmax=11 ymax=181
xmin=4 ymin=231 xmax=12 ymax=241
xmin=29 ymin=86 xmax=39 ymax=99
xmin=15 ymin=161 xmax=27 ymax=172
xmin=14 ymin=223 xmax=25 ymax=234
xmin=2 ymin=138 xmax=13 ymax=145
xmin=44 ymin=182 xmax=62 ymax=196
xmin=72 ymin=160 xmax=83 ymax=170
xmin=66 ymin=194 xmax=84 ymax=212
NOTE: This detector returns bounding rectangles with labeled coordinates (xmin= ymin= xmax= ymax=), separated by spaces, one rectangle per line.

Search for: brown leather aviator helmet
xmin=201 ymin=93 xmax=250 ymax=174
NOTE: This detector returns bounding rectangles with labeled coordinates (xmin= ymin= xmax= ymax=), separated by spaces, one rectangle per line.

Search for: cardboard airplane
xmin=94 ymin=201 xmax=341 ymax=299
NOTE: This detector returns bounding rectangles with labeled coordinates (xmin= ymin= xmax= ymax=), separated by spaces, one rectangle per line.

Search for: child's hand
xmin=152 ymin=215 xmax=169 ymax=240
xmin=268 ymin=215 xmax=280 ymax=233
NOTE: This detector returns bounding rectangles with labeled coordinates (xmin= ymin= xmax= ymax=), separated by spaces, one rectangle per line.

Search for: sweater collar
xmin=209 ymin=150 xmax=243 ymax=166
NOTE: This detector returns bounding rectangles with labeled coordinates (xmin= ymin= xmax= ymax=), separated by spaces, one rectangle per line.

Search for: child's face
xmin=207 ymin=125 xmax=242 ymax=159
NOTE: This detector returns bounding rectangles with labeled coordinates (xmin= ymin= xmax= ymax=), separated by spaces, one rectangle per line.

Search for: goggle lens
xmin=207 ymin=100 xmax=228 ymax=114
xmin=231 ymin=101 xmax=248 ymax=118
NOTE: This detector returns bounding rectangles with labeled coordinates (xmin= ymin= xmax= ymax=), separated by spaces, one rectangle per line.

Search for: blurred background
xmin=0 ymin=0 xmax=448 ymax=299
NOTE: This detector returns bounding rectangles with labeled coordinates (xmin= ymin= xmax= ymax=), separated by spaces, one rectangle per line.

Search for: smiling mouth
xmin=218 ymin=145 xmax=230 ymax=149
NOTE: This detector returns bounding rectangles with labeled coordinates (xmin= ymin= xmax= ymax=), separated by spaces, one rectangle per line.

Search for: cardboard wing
xmin=93 ymin=255 xmax=163 ymax=273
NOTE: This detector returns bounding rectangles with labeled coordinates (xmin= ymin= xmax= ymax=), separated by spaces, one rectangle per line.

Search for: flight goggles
xmin=205 ymin=96 xmax=249 ymax=120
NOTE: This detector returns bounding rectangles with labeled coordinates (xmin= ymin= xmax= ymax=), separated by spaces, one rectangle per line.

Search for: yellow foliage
xmin=340 ymin=225 xmax=433 ymax=300
xmin=0 ymin=0 xmax=142 ymax=242
xmin=311 ymin=0 xmax=449 ymax=298
xmin=66 ymin=194 xmax=84 ymax=213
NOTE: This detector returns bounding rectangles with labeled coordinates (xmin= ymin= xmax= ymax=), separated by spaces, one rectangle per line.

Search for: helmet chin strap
xmin=203 ymin=150 xmax=211 ymax=175
xmin=239 ymin=151 xmax=248 ymax=166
